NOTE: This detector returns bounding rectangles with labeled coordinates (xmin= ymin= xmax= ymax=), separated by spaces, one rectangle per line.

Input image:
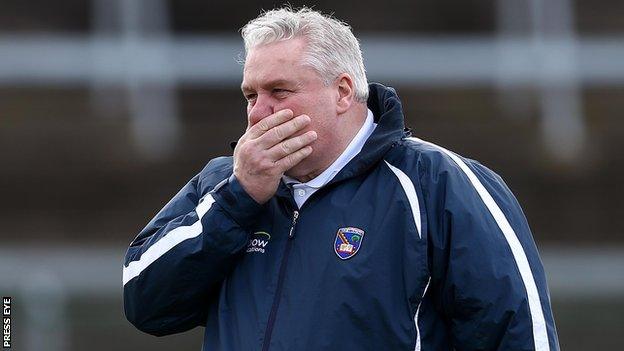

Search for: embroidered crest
xmin=334 ymin=227 xmax=365 ymax=260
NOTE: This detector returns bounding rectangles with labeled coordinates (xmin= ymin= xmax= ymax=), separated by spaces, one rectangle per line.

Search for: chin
xmin=284 ymin=165 xmax=305 ymax=179
xmin=284 ymin=162 xmax=313 ymax=181
xmin=284 ymin=148 xmax=320 ymax=181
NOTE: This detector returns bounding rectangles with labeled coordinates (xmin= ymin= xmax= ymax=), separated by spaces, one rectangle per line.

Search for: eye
xmin=244 ymin=93 xmax=257 ymax=102
xmin=273 ymin=88 xmax=290 ymax=98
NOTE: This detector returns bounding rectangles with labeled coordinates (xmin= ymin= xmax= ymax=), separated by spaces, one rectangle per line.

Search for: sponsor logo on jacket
xmin=247 ymin=231 xmax=271 ymax=254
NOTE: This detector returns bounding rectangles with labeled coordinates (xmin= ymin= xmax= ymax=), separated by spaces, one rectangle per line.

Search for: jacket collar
xmin=322 ymin=82 xmax=407 ymax=186
xmin=249 ymin=82 xmax=409 ymax=200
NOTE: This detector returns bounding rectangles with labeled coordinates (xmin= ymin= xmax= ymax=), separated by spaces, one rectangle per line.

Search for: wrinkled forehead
xmin=242 ymin=38 xmax=317 ymax=87
xmin=243 ymin=38 xmax=307 ymax=71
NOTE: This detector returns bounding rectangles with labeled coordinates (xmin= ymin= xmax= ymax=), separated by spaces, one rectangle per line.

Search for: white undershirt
xmin=282 ymin=109 xmax=377 ymax=208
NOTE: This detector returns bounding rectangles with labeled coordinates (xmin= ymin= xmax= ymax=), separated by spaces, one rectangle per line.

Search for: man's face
xmin=241 ymin=38 xmax=338 ymax=177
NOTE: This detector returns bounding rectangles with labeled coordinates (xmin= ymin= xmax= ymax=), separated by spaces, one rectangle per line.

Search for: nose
xmin=247 ymin=93 xmax=275 ymax=127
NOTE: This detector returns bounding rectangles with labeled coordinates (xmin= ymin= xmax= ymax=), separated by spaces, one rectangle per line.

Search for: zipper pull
xmin=288 ymin=210 xmax=299 ymax=239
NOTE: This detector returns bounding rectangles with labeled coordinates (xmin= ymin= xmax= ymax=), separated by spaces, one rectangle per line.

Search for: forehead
xmin=242 ymin=38 xmax=315 ymax=90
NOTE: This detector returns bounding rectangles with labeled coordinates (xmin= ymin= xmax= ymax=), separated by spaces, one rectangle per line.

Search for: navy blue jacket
xmin=123 ymin=83 xmax=559 ymax=350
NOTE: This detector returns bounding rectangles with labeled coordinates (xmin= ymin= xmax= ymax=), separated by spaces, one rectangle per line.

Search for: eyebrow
xmin=241 ymin=79 xmax=298 ymax=93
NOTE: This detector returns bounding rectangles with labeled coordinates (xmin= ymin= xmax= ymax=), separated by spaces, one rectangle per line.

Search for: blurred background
xmin=1 ymin=0 xmax=623 ymax=350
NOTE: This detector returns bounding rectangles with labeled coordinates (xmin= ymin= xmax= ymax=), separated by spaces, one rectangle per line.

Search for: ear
xmin=335 ymin=74 xmax=355 ymax=114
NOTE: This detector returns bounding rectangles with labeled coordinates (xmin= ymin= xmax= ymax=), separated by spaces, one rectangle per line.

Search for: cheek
xmin=312 ymin=100 xmax=337 ymax=130
xmin=274 ymin=100 xmax=301 ymax=116
xmin=289 ymin=97 xmax=321 ymax=118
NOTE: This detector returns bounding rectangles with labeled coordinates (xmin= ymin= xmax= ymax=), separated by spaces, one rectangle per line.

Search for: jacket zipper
xmin=261 ymin=210 xmax=299 ymax=351
xmin=288 ymin=211 xmax=299 ymax=238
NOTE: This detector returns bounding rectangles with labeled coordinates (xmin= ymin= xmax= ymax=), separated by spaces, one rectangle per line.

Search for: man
xmin=123 ymin=7 xmax=560 ymax=351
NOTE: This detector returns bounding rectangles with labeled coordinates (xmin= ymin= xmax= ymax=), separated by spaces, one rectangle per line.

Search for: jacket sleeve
xmin=422 ymin=149 xmax=559 ymax=351
xmin=122 ymin=157 xmax=263 ymax=336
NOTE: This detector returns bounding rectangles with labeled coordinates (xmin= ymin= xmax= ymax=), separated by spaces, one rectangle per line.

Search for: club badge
xmin=334 ymin=227 xmax=365 ymax=260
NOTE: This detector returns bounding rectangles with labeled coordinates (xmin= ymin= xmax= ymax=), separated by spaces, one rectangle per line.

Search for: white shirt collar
xmin=283 ymin=109 xmax=377 ymax=189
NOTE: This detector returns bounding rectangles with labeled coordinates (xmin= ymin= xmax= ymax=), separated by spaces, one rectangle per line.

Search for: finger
xmin=267 ymin=130 xmax=317 ymax=161
xmin=256 ymin=114 xmax=311 ymax=148
xmin=247 ymin=109 xmax=294 ymax=139
xmin=275 ymin=146 xmax=313 ymax=172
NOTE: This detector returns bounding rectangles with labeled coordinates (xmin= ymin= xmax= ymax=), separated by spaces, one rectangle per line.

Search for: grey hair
xmin=241 ymin=7 xmax=369 ymax=102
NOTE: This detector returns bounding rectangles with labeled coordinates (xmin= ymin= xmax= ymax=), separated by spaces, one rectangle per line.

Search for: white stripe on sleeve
xmin=414 ymin=277 xmax=431 ymax=351
xmin=122 ymin=193 xmax=216 ymax=286
xmin=407 ymin=137 xmax=550 ymax=351
xmin=385 ymin=160 xmax=422 ymax=238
